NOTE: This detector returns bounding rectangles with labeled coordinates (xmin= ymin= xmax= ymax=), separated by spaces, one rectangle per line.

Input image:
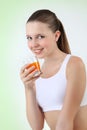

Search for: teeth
xmin=34 ymin=49 xmax=43 ymax=53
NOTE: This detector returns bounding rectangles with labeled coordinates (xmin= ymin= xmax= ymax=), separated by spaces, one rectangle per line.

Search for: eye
xmin=38 ymin=35 xmax=45 ymax=39
xmin=26 ymin=36 xmax=32 ymax=41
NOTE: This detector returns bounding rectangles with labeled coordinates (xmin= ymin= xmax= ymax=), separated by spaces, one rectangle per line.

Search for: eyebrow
xmin=26 ymin=33 xmax=45 ymax=37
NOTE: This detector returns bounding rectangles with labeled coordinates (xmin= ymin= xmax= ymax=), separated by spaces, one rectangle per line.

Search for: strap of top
xmin=60 ymin=54 xmax=72 ymax=77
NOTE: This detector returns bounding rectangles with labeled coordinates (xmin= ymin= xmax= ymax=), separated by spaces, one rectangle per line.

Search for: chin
xmin=35 ymin=54 xmax=45 ymax=59
xmin=36 ymin=56 xmax=44 ymax=59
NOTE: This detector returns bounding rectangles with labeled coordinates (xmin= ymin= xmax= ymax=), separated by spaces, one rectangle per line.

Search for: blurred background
xmin=0 ymin=0 xmax=87 ymax=130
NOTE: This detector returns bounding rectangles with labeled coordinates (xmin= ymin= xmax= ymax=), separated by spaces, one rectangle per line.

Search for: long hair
xmin=26 ymin=9 xmax=71 ymax=54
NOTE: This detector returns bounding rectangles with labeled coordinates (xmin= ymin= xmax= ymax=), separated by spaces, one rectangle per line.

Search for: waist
xmin=44 ymin=110 xmax=60 ymax=130
xmin=41 ymin=105 xmax=63 ymax=112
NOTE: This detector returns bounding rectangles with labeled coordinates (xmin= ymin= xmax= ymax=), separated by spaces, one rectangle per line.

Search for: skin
xmin=20 ymin=21 xmax=87 ymax=130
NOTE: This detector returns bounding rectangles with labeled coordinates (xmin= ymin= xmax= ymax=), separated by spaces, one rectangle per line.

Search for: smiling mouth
xmin=33 ymin=48 xmax=44 ymax=54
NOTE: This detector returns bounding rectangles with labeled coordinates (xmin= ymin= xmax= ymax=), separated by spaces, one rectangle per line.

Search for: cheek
xmin=41 ymin=39 xmax=50 ymax=48
xmin=27 ymin=42 xmax=31 ymax=49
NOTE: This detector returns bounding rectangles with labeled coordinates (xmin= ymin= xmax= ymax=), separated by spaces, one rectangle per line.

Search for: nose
xmin=28 ymin=39 xmax=39 ymax=48
xmin=32 ymin=39 xmax=38 ymax=46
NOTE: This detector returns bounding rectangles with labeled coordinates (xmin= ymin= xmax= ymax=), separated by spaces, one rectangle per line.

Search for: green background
xmin=0 ymin=0 xmax=87 ymax=130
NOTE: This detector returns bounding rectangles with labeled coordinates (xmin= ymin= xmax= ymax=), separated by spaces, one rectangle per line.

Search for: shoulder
xmin=68 ymin=55 xmax=85 ymax=68
xmin=66 ymin=55 xmax=86 ymax=79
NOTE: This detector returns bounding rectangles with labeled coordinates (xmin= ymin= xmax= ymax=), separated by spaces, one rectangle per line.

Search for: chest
xmin=35 ymin=71 xmax=67 ymax=109
xmin=41 ymin=62 xmax=62 ymax=78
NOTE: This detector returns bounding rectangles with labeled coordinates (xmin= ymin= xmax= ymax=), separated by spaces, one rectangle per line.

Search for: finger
xmin=23 ymin=66 xmax=36 ymax=77
xmin=21 ymin=70 xmax=42 ymax=86
xmin=20 ymin=64 xmax=29 ymax=73
xmin=21 ymin=68 xmax=38 ymax=82
xmin=20 ymin=63 xmax=35 ymax=76
xmin=26 ymin=69 xmax=39 ymax=79
xmin=23 ymin=72 xmax=40 ymax=83
xmin=28 ymin=68 xmax=42 ymax=79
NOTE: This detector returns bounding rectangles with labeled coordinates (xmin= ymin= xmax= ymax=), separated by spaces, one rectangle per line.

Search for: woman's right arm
xmin=25 ymin=87 xmax=44 ymax=130
xmin=20 ymin=64 xmax=44 ymax=130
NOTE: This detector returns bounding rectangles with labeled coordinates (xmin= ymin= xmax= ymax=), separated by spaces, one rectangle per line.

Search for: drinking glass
xmin=23 ymin=55 xmax=42 ymax=77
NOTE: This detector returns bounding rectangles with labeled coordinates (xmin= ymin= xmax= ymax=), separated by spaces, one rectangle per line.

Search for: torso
xmin=35 ymin=54 xmax=87 ymax=130
xmin=36 ymin=54 xmax=69 ymax=112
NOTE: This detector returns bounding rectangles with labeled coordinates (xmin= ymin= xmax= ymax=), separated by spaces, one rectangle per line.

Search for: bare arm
xmin=25 ymin=87 xmax=44 ymax=130
xmin=56 ymin=56 xmax=86 ymax=130
xmin=20 ymin=64 xmax=44 ymax=130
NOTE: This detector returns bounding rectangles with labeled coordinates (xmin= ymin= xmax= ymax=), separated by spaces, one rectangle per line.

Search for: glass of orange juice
xmin=25 ymin=56 xmax=41 ymax=77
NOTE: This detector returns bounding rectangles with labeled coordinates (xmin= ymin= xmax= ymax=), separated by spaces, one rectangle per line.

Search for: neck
xmin=44 ymin=49 xmax=65 ymax=63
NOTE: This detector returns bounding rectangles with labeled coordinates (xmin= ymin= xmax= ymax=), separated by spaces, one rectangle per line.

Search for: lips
xmin=33 ymin=48 xmax=44 ymax=54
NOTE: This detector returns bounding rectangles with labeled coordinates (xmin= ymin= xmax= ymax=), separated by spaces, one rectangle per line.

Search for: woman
xmin=20 ymin=9 xmax=87 ymax=130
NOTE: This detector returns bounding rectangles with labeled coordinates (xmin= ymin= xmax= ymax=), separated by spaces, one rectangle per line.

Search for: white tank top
xmin=35 ymin=54 xmax=87 ymax=112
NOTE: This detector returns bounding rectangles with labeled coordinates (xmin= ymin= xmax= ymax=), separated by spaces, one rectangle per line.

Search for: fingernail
xmin=24 ymin=68 xmax=28 ymax=72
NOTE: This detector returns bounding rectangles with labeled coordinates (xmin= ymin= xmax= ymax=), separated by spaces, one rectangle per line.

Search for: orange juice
xmin=26 ymin=61 xmax=41 ymax=73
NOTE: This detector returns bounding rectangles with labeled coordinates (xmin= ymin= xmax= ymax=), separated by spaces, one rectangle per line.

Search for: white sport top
xmin=35 ymin=54 xmax=87 ymax=112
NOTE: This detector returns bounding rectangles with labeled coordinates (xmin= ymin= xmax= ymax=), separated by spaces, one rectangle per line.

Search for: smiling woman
xmin=26 ymin=21 xmax=59 ymax=58
xmin=20 ymin=9 xmax=87 ymax=130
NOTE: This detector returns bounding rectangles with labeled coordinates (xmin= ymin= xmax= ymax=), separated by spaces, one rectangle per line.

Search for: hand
xmin=20 ymin=64 xmax=41 ymax=89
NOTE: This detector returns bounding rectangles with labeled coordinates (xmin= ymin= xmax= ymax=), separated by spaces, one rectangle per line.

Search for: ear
xmin=55 ymin=30 xmax=61 ymax=42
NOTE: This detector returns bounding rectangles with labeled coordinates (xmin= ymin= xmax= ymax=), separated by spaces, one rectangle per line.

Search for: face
xmin=26 ymin=21 xmax=60 ymax=59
